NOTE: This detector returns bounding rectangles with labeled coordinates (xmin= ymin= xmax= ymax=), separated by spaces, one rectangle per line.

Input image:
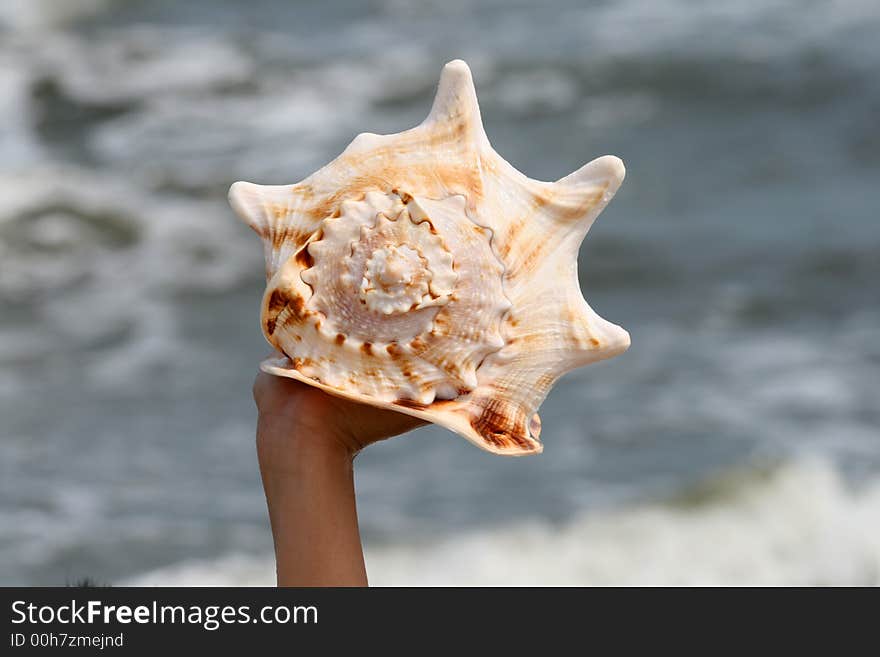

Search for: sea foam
xmin=124 ymin=459 xmax=880 ymax=586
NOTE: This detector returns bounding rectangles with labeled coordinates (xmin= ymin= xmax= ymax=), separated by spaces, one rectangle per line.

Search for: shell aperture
xmin=229 ymin=59 xmax=630 ymax=456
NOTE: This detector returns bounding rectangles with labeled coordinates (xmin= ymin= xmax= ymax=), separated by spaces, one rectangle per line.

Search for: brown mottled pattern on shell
xmin=295 ymin=159 xmax=483 ymax=225
xmin=495 ymin=185 xmax=609 ymax=283
xmin=269 ymin=218 xmax=311 ymax=252
xmin=393 ymin=397 xmax=428 ymax=410
xmin=392 ymin=188 xmax=414 ymax=205
xmin=545 ymin=185 xmax=609 ymax=222
xmin=264 ymin=287 xmax=308 ymax=337
xmin=294 ymin=247 xmax=314 ymax=269
xmin=465 ymin=395 xmax=540 ymax=452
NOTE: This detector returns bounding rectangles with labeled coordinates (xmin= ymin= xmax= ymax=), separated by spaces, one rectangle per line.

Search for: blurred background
xmin=1 ymin=0 xmax=878 ymax=586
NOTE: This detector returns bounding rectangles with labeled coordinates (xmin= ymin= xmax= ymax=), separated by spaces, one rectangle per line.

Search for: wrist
xmin=256 ymin=411 xmax=356 ymax=474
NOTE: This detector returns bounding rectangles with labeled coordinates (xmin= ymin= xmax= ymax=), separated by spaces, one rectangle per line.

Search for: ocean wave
xmin=0 ymin=165 xmax=260 ymax=394
xmin=3 ymin=0 xmax=878 ymax=586
xmin=124 ymin=459 xmax=880 ymax=586
xmin=0 ymin=0 xmax=109 ymax=31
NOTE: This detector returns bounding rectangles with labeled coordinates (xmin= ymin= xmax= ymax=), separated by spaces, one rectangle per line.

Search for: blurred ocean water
xmin=0 ymin=0 xmax=878 ymax=585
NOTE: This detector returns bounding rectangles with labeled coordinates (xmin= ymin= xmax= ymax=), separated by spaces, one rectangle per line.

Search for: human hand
xmin=252 ymin=370 xmax=426 ymax=456
xmin=252 ymin=369 xmax=426 ymax=586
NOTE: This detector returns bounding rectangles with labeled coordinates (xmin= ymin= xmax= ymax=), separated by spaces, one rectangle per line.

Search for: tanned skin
xmin=253 ymin=371 xmax=424 ymax=586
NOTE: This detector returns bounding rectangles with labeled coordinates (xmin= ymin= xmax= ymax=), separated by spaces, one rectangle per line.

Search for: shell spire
xmin=230 ymin=59 xmax=630 ymax=456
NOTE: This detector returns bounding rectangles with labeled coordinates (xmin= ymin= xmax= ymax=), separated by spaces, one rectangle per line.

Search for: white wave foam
xmin=0 ymin=0 xmax=108 ymax=31
xmin=0 ymin=166 xmax=260 ymax=392
xmin=124 ymin=459 xmax=880 ymax=586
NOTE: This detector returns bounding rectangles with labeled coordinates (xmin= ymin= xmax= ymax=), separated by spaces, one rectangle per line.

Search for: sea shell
xmin=229 ymin=60 xmax=630 ymax=456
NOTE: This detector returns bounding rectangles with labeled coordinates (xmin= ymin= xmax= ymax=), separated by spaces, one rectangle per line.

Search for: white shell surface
xmin=230 ymin=59 xmax=630 ymax=456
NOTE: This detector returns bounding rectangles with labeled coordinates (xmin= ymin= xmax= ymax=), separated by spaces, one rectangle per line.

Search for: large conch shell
xmin=229 ymin=60 xmax=630 ymax=456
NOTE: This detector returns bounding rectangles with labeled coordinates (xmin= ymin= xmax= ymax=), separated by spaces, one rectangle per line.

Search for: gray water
xmin=1 ymin=0 xmax=878 ymax=586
